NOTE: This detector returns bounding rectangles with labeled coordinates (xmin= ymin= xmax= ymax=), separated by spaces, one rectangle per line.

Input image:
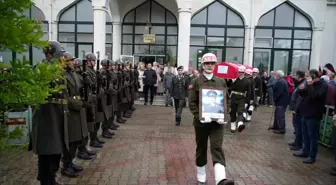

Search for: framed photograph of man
xmin=199 ymin=88 xmax=227 ymax=121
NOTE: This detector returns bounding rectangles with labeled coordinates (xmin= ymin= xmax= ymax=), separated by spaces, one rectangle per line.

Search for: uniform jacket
xmin=66 ymin=70 xmax=88 ymax=142
xmin=79 ymin=71 xmax=95 ymax=132
xmin=172 ymin=75 xmax=188 ymax=99
xmin=31 ymin=62 xmax=69 ymax=155
xmin=253 ymin=75 xmax=263 ymax=97
xmin=247 ymin=77 xmax=256 ymax=103
xmin=273 ymin=77 xmax=289 ymax=107
xmin=188 ymin=74 xmax=227 ymax=126
xmin=123 ymin=70 xmax=132 ymax=102
xmin=230 ymin=77 xmax=251 ymax=102
xmin=129 ymin=69 xmax=136 ymax=102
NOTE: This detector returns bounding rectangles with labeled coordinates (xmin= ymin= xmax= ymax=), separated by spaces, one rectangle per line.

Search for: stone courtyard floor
xmin=0 ymin=105 xmax=335 ymax=185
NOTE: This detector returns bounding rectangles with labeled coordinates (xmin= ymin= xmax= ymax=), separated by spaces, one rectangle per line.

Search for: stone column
xmin=310 ymin=28 xmax=323 ymax=70
xmin=112 ymin=22 xmax=121 ymax=61
xmin=50 ymin=21 xmax=58 ymax=40
xmin=177 ymin=8 xmax=191 ymax=71
xmin=93 ymin=6 xmax=106 ymax=58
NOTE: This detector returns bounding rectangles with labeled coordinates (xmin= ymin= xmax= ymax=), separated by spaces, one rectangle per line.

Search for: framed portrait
xmin=199 ymin=87 xmax=227 ymax=121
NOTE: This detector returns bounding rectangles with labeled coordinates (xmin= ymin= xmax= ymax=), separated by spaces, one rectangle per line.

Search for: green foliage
xmin=0 ymin=0 xmax=48 ymax=52
xmin=0 ymin=58 xmax=65 ymax=110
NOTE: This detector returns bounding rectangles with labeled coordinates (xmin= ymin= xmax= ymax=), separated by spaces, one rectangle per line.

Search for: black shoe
xmin=113 ymin=123 xmax=120 ymax=128
xmin=293 ymin=152 xmax=308 ymax=158
xmin=237 ymin=124 xmax=245 ymax=132
xmin=109 ymin=125 xmax=118 ymax=130
xmin=96 ymin=138 xmax=105 ymax=144
xmin=273 ymin=130 xmax=286 ymax=134
xmin=61 ymin=167 xmax=79 ymax=178
xmin=218 ymin=179 xmax=234 ymax=185
xmin=117 ymin=118 xmax=126 ymax=123
xmin=85 ymin=149 xmax=96 ymax=156
xmin=197 ymin=182 xmax=206 ymax=185
xmin=131 ymin=107 xmax=136 ymax=111
xmin=289 ymin=146 xmax=302 ymax=151
xmin=123 ymin=114 xmax=131 ymax=118
xmin=102 ymin=132 xmax=113 ymax=139
xmin=288 ymin=142 xmax=296 ymax=147
xmin=176 ymin=122 xmax=180 ymax=126
xmin=144 ymin=102 xmax=147 ymax=105
xmin=90 ymin=140 xmax=103 ymax=148
xmin=71 ymin=163 xmax=84 ymax=172
xmin=77 ymin=151 xmax=92 ymax=160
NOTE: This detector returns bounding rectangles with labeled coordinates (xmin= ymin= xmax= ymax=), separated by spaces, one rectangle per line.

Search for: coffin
xmin=214 ymin=62 xmax=253 ymax=79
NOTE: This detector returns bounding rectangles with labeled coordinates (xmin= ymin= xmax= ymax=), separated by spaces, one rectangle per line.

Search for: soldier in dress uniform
xmin=100 ymin=59 xmax=115 ymax=139
xmin=73 ymin=58 xmax=97 ymax=157
xmin=203 ymin=91 xmax=224 ymax=114
xmin=132 ymin=63 xmax=139 ymax=111
xmin=61 ymin=52 xmax=90 ymax=177
xmin=123 ymin=61 xmax=133 ymax=118
xmin=31 ymin=40 xmax=68 ymax=185
xmin=128 ymin=62 xmax=136 ymax=112
xmin=252 ymin=68 xmax=263 ymax=107
xmin=189 ymin=53 xmax=234 ymax=185
xmin=84 ymin=53 xmax=106 ymax=148
xmin=116 ymin=61 xmax=127 ymax=124
xmin=109 ymin=61 xmax=120 ymax=129
xmin=172 ymin=66 xmax=188 ymax=126
xmin=244 ymin=69 xmax=256 ymax=122
xmin=229 ymin=65 xmax=251 ymax=133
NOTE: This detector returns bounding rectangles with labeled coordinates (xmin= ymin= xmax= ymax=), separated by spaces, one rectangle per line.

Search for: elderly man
xmin=267 ymin=71 xmax=277 ymax=107
xmin=271 ymin=70 xmax=289 ymax=134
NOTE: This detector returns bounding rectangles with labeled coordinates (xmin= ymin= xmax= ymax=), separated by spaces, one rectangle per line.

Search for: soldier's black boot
xmin=117 ymin=117 xmax=126 ymax=123
xmin=71 ymin=163 xmax=84 ymax=172
xmin=96 ymin=138 xmax=105 ymax=144
xmin=112 ymin=122 xmax=120 ymax=128
xmin=218 ymin=179 xmax=234 ymax=185
xmin=77 ymin=151 xmax=92 ymax=160
xmin=102 ymin=131 xmax=113 ymax=139
xmin=131 ymin=106 xmax=136 ymax=111
xmin=85 ymin=148 xmax=96 ymax=156
xmin=109 ymin=124 xmax=118 ymax=130
xmin=175 ymin=116 xmax=181 ymax=126
xmin=90 ymin=140 xmax=103 ymax=148
xmin=61 ymin=167 xmax=79 ymax=178
xmin=123 ymin=111 xmax=132 ymax=118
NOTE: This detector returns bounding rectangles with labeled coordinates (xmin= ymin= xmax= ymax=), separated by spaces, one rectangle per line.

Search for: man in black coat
xmin=272 ymin=70 xmax=289 ymax=134
xmin=143 ymin=63 xmax=157 ymax=105
xmin=293 ymin=69 xmax=328 ymax=164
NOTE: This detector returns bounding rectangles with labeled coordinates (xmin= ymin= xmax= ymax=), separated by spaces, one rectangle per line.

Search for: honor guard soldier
xmin=172 ymin=66 xmax=188 ymax=126
xmin=61 ymin=52 xmax=90 ymax=178
xmin=109 ymin=61 xmax=120 ymax=129
xmin=252 ymin=68 xmax=263 ymax=107
xmin=244 ymin=69 xmax=256 ymax=122
xmin=101 ymin=59 xmax=116 ymax=139
xmin=131 ymin=63 xmax=139 ymax=111
xmin=123 ymin=61 xmax=133 ymax=117
xmin=116 ymin=61 xmax=127 ymax=123
xmin=128 ymin=62 xmax=137 ymax=112
xmin=229 ymin=65 xmax=251 ymax=133
xmin=31 ymin=40 xmax=68 ymax=185
xmin=189 ymin=53 xmax=234 ymax=185
xmin=85 ymin=53 xmax=106 ymax=148
xmin=73 ymin=58 xmax=96 ymax=157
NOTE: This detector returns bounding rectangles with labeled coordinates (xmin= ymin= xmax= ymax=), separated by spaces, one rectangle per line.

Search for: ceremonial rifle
xmin=96 ymin=51 xmax=101 ymax=95
xmin=82 ymin=50 xmax=89 ymax=101
xmin=106 ymin=59 xmax=110 ymax=91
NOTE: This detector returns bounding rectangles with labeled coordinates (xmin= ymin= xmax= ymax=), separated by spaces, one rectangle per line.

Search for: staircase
xmin=134 ymin=95 xmax=167 ymax=106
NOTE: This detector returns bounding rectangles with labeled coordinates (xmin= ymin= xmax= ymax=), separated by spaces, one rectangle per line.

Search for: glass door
xmin=253 ymin=49 xmax=271 ymax=75
xmin=77 ymin=43 xmax=93 ymax=58
xmin=273 ymin=50 xmax=290 ymax=75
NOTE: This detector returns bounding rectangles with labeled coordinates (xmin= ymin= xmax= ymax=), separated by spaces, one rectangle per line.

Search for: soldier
xmin=128 ymin=62 xmax=137 ymax=112
xmin=203 ymin=91 xmax=224 ymax=114
xmin=229 ymin=66 xmax=251 ymax=133
xmin=252 ymin=68 xmax=263 ymax=107
xmin=123 ymin=61 xmax=133 ymax=118
xmin=73 ymin=58 xmax=96 ymax=157
xmin=116 ymin=61 xmax=127 ymax=124
xmin=131 ymin=63 xmax=139 ymax=111
xmin=172 ymin=66 xmax=188 ymax=126
xmin=189 ymin=53 xmax=234 ymax=185
xmin=61 ymin=52 xmax=90 ymax=178
xmin=30 ymin=40 xmax=67 ymax=185
xmin=101 ymin=59 xmax=115 ymax=139
xmin=109 ymin=61 xmax=120 ymax=129
xmin=244 ymin=69 xmax=256 ymax=122
xmin=85 ymin=53 xmax=106 ymax=148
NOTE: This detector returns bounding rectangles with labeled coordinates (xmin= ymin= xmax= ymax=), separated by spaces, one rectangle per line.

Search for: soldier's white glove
xmin=200 ymin=117 xmax=212 ymax=123
xmin=245 ymin=104 xmax=248 ymax=109
xmin=250 ymin=100 xmax=253 ymax=104
xmin=248 ymin=105 xmax=254 ymax=111
xmin=217 ymin=119 xmax=226 ymax=124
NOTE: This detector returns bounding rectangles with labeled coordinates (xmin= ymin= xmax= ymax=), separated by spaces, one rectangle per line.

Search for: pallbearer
xmin=229 ymin=66 xmax=251 ymax=133
xmin=252 ymin=68 xmax=263 ymax=107
xmin=244 ymin=69 xmax=256 ymax=122
xmin=189 ymin=53 xmax=234 ymax=185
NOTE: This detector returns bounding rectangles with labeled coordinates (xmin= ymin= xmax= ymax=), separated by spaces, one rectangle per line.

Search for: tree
xmin=0 ymin=0 xmax=48 ymax=52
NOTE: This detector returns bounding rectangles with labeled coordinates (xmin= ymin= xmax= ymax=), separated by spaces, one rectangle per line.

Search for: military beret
xmin=177 ymin=66 xmax=184 ymax=70
xmin=206 ymin=90 xmax=217 ymax=97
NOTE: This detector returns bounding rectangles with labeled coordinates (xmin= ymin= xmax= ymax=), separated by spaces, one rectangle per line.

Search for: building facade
xmin=1 ymin=0 xmax=335 ymax=74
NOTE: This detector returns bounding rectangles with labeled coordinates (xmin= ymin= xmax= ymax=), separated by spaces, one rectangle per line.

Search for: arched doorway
xmin=121 ymin=0 xmax=178 ymax=66
xmin=58 ymin=0 xmax=113 ymax=58
xmin=189 ymin=0 xmax=245 ymax=70
xmin=253 ymin=2 xmax=312 ymax=75
xmin=0 ymin=6 xmax=48 ymax=65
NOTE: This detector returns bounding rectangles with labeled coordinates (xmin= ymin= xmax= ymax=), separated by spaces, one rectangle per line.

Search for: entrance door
xmin=77 ymin=43 xmax=93 ymax=58
xmin=253 ymin=49 xmax=271 ymax=75
xmin=273 ymin=50 xmax=290 ymax=75
xmin=139 ymin=56 xmax=155 ymax=66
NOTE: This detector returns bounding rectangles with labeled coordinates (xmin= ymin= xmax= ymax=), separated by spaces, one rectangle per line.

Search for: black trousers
xmin=174 ymin=98 xmax=185 ymax=122
xmin=194 ymin=122 xmax=226 ymax=167
xmin=78 ymin=137 xmax=88 ymax=153
xmin=262 ymin=90 xmax=267 ymax=104
xmin=62 ymin=141 xmax=81 ymax=168
xmin=90 ymin=122 xmax=101 ymax=140
xmin=38 ymin=154 xmax=61 ymax=185
xmin=230 ymin=99 xmax=245 ymax=122
xmin=143 ymin=85 xmax=155 ymax=103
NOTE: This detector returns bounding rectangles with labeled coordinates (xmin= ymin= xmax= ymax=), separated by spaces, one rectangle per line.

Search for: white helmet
xmin=245 ymin=69 xmax=253 ymax=75
xmin=201 ymin=53 xmax=218 ymax=63
xmin=253 ymin=68 xmax=259 ymax=73
xmin=238 ymin=65 xmax=246 ymax=73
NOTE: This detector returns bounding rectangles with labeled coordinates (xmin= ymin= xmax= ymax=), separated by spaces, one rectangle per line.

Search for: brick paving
xmin=0 ymin=105 xmax=335 ymax=185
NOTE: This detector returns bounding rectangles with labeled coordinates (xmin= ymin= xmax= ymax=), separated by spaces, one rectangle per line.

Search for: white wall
xmin=320 ymin=5 xmax=336 ymax=67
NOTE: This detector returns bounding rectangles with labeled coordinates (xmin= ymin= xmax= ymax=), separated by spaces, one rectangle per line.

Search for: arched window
xmin=189 ymin=1 xmax=245 ymax=69
xmin=121 ymin=0 xmax=178 ymax=65
xmin=0 ymin=6 xmax=49 ymax=65
xmin=253 ymin=2 xmax=312 ymax=75
xmin=58 ymin=0 xmax=112 ymax=58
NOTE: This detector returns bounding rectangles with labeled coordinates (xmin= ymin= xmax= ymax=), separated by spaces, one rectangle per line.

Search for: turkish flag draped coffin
xmin=214 ymin=62 xmax=253 ymax=79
